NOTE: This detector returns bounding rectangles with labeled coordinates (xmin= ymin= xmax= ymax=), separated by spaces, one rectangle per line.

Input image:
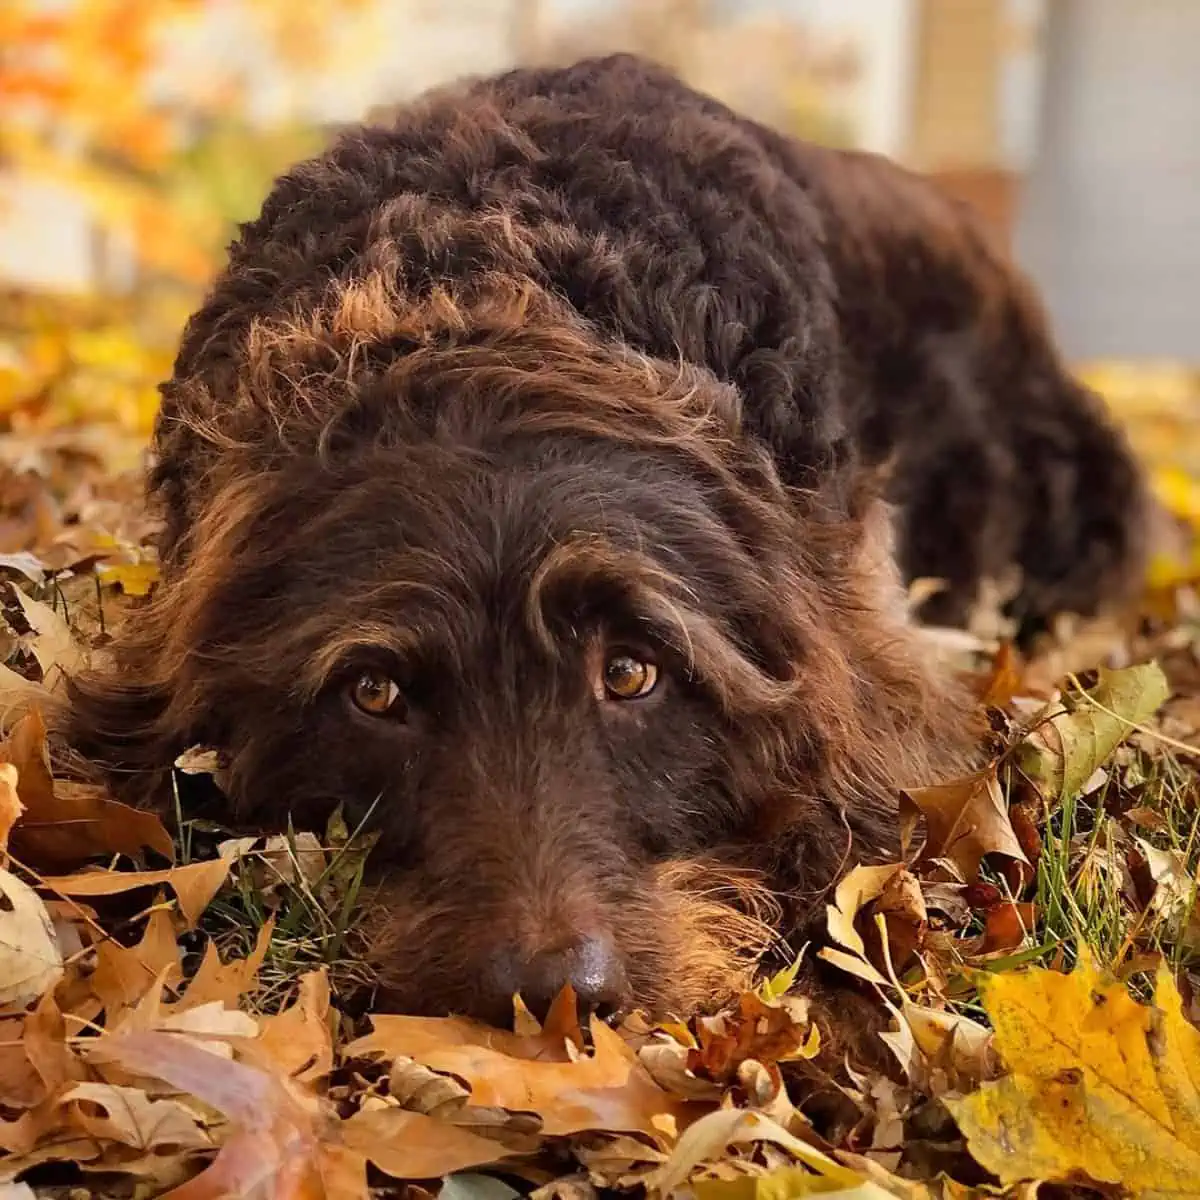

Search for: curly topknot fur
xmin=65 ymin=55 xmax=1147 ymax=1030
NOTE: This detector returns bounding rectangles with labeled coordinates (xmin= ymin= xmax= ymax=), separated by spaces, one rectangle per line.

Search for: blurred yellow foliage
xmin=0 ymin=290 xmax=177 ymax=437
xmin=1080 ymin=361 xmax=1200 ymax=590
xmin=1 ymin=0 xmax=377 ymax=286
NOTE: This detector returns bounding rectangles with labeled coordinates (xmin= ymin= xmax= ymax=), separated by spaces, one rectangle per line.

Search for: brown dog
xmin=64 ymin=54 xmax=1147 ymax=1028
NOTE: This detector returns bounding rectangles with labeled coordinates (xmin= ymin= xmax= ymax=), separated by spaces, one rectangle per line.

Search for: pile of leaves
xmin=2 ymin=305 xmax=1200 ymax=1198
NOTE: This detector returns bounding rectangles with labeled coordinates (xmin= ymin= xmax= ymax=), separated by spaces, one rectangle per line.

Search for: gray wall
xmin=1015 ymin=0 xmax=1200 ymax=361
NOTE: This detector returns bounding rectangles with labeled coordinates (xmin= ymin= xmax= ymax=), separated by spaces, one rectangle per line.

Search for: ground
xmin=1 ymin=290 xmax=1199 ymax=1198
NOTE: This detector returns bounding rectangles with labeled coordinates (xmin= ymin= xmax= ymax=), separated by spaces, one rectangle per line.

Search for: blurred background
xmin=1 ymin=0 xmax=1198 ymax=531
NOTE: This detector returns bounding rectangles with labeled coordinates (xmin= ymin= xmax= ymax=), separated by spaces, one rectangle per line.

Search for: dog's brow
xmin=299 ymin=622 xmax=426 ymax=699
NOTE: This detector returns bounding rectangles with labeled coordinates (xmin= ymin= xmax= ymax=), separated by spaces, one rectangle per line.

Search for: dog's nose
xmin=488 ymin=935 xmax=632 ymax=1023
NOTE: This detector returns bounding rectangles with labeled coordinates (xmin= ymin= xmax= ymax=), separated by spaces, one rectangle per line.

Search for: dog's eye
xmin=349 ymin=669 xmax=403 ymax=717
xmin=602 ymin=654 xmax=659 ymax=701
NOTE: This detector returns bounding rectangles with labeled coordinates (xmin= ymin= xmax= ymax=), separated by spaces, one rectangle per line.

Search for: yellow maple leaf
xmin=946 ymin=948 xmax=1200 ymax=1196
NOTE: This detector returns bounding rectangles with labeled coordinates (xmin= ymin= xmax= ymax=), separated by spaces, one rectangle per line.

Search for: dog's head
xmin=67 ymin=277 xmax=975 ymax=1023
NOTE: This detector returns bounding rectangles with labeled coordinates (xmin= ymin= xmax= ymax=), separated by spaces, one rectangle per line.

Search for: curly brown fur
xmin=63 ymin=55 xmax=1145 ymax=1028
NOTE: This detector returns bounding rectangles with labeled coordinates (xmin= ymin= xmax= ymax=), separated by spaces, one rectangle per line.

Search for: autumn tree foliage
xmin=1 ymin=0 xmax=380 ymax=286
xmin=0 ymin=0 xmax=381 ymax=439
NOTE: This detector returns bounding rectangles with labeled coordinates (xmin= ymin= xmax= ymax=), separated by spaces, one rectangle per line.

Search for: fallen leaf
xmin=894 ymin=1002 xmax=995 ymax=1094
xmin=946 ymin=949 xmax=1200 ymax=1194
xmin=1018 ymin=662 xmax=1171 ymax=800
xmin=176 ymin=917 xmax=275 ymax=1011
xmin=157 ymin=1000 xmax=258 ymax=1041
xmin=826 ymin=864 xmax=906 ymax=958
xmin=647 ymin=1108 xmax=886 ymax=1196
xmin=23 ymin=988 xmax=85 ymax=1095
xmin=757 ymin=951 xmax=805 ymax=1004
xmin=0 ymin=664 xmax=46 ymax=724
xmin=91 ymin=1030 xmax=362 ymax=1200
xmin=0 ymin=1017 xmax=44 ymax=1108
xmin=41 ymin=858 xmax=229 ymax=928
xmin=9 ymin=584 xmax=84 ymax=685
xmin=91 ymin=904 xmax=182 ymax=1018
xmin=348 ymin=1012 xmax=689 ymax=1137
xmin=0 ymin=765 xmax=20 ymax=855
xmin=816 ymin=946 xmax=890 ymax=991
xmin=0 ymin=554 xmax=47 ymax=584
xmin=439 ymin=1174 xmax=524 ymax=1200
xmin=902 ymin=766 xmax=1028 ymax=884
xmin=220 ymin=831 xmax=328 ymax=904
xmin=243 ymin=968 xmax=333 ymax=1082
xmin=977 ymin=901 xmax=1038 ymax=956
xmin=2 ymin=708 xmax=173 ymax=867
xmin=96 ymin=559 xmax=159 ymax=596
xmin=175 ymin=746 xmax=223 ymax=776
xmin=0 ymin=865 xmax=63 ymax=1007
xmin=62 ymin=1080 xmax=212 ymax=1154
xmin=688 ymin=990 xmax=819 ymax=1086
xmin=1136 ymin=837 xmax=1200 ymax=938
xmin=978 ymin=641 xmax=1023 ymax=709
xmin=339 ymin=1107 xmax=521 ymax=1180
xmin=691 ymin=1167 xmax=919 ymax=1200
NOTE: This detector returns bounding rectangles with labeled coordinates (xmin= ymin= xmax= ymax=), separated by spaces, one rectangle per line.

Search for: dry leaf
xmin=91 ymin=1030 xmax=364 ymax=1200
xmin=176 ymin=917 xmax=275 ymax=1011
xmin=0 ymin=866 xmax=63 ymax=1008
xmin=348 ymin=1011 xmax=689 ymax=1137
xmin=978 ymin=641 xmax=1024 ymax=708
xmin=826 ymin=865 xmax=907 ymax=959
xmin=242 ymin=968 xmax=333 ymax=1082
xmin=902 ymin=766 xmax=1028 ymax=883
xmin=894 ymin=1003 xmax=995 ymax=1094
xmin=977 ymin=901 xmax=1038 ymax=956
xmin=1136 ymin=837 xmax=1200 ymax=942
xmin=41 ymin=858 xmax=230 ymax=928
xmin=10 ymin=585 xmax=84 ymax=685
xmin=96 ymin=559 xmax=159 ymax=596
xmin=0 ymin=764 xmax=21 ymax=853
xmin=687 ymin=990 xmax=819 ymax=1086
xmin=157 ymin=1001 xmax=258 ymax=1041
xmin=62 ymin=1080 xmax=211 ymax=1154
xmin=91 ymin=904 xmax=183 ymax=1018
xmin=220 ymin=832 xmax=328 ymax=904
xmin=23 ymin=988 xmax=85 ymax=1096
xmin=1018 ymin=662 xmax=1170 ymax=799
xmin=947 ymin=949 xmax=1200 ymax=1194
xmin=647 ymin=1108 xmax=884 ymax=1196
xmin=175 ymin=746 xmax=223 ymax=776
xmin=339 ymin=1107 xmax=521 ymax=1180
xmin=1 ymin=709 xmax=172 ymax=867
xmin=0 ymin=1017 xmax=44 ymax=1108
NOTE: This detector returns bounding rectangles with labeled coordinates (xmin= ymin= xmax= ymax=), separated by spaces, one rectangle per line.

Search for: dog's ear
xmin=54 ymin=640 xmax=181 ymax=807
xmin=844 ymin=453 xmax=898 ymax=520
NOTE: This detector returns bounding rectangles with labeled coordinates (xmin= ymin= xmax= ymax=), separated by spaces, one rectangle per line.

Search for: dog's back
xmin=480 ymin=53 xmax=1148 ymax=628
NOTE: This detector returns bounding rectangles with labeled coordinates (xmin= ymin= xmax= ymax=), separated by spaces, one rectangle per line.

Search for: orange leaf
xmin=40 ymin=858 xmax=229 ymax=928
xmin=340 ymin=1107 xmax=521 ymax=1180
xmin=2 ymin=709 xmax=173 ymax=868
xmin=348 ymin=1012 xmax=689 ymax=1137
xmin=978 ymin=641 xmax=1024 ymax=708
xmin=91 ymin=904 xmax=183 ymax=1017
xmin=241 ymin=969 xmax=333 ymax=1083
xmin=978 ymin=901 xmax=1038 ymax=956
xmin=91 ymin=1030 xmax=364 ymax=1200
xmin=177 ymin=916 xmax=275 ymax=1012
